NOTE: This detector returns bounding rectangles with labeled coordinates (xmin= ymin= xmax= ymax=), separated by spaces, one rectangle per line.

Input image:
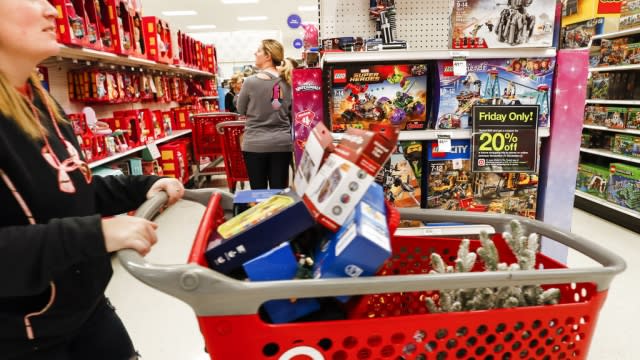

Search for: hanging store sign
xmin=287 ymin=14 xmax=302 ymax=29
xmin=472 ymin=105 xmax=539 ymax=173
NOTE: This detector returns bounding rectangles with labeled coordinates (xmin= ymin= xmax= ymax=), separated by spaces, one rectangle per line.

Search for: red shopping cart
xmin=191 ymin=113 xmax=239 ymax=179
xmin=216 ymin=120 xmax=248 ymax=193
xmin=121 ymin=190 xmax=625 ymax=360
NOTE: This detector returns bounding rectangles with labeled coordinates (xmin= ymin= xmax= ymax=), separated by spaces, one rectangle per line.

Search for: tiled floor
xmin=106 ymin=197 xmax=639 ymax=360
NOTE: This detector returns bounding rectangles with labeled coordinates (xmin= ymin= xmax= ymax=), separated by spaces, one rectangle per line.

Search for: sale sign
xmin=472 ymin=105 xmax=539 ymax=173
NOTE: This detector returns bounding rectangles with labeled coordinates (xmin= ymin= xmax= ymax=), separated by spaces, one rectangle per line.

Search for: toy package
xmin=576 ymin=163 xmax=610 ymax=199
xmin=293 ymin=122 xmax=334 ymax=197
xmin=426 ymin=139 xmax=474 ymax=210
xmin=435 ymin=58 xmax=554 ymax=128
xmin=380 ymin=141 xmax=423 ymax=208
xmin=451 ymin=0 xmax=556 ymax=49
xmin=325 ymin=62 xmax=428 ymax=132
xmin=611 ymin=134 xmax=640 ymax=157
xmin=627 ymin=108 xmax=640 ymax=129
xmin=560 ymin=18 xmax=605 ymax=49
xmin=584 ymin=105 xmax=608 ymax=126
xmin=620 ymin=0 xmax=640 ymax=30
xmin=605 ymin=107 xmax=628 ymax=129
xmin=607 ymin=163 xmax=640 ymax=211
xmin=292 ymin=68 xmax=325 ymax=165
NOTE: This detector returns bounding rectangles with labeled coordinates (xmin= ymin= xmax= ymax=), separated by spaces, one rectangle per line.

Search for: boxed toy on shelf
xmin=576 ymin=163 xmax=610 ymax=199
xmin=142 ymin=16 xmax=173 ymax=64
xmin=324 ymin=62 xmax=428 ymax=132
xmin=584 ymin=105 xmax=608 ymax=126
xmin=607 ymin=162 xmax=640 ymax=211
xmin=450 ymin=0 xmax=556 ymax=49
xmin=560 ymin=17 xmax=604 ymax=49
xmin=620 ymin=0 xmax=640 ymax=30
xmin=380 ymin=140 xmax=422 ymax=209
xmin=435 ymin=58 xmax=554 ymax=128
xmin=611 ymin=134 xmax=640 ymax=157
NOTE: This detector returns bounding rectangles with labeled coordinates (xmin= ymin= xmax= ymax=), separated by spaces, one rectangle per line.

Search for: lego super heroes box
xmin=325 ymin=62 xmax=429 ymax=132
xmin=435 ymin=58 xmax=555 ymax=129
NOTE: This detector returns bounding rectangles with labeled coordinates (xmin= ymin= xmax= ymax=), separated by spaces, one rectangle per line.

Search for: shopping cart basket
xmin=120 ymin=189 xmax=625 ymax=360
xmin=191 ymin=112 xmax=239 ymax=177
xmin=216 ymin=120 xmax=248 ymax=192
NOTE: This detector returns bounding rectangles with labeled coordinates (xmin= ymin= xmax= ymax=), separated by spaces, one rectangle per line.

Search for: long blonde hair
xmin=279 ymin=57 xmax=299 ymax=86
xmin=0 ymin=72 xmax=66 ymax=139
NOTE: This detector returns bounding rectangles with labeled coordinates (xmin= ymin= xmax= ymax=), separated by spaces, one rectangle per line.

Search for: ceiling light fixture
xmin=298 ymin=5 xmax=317 ymax=12
xmin=187 ymin=24 xmax=217 ymax=30
xmin=237 ymin=16 xmax=268 ymax=21
xmin=222 ymin=0 xmax=259 ymax=4
xmin=161 ymin=10 xmax=198 ymax=16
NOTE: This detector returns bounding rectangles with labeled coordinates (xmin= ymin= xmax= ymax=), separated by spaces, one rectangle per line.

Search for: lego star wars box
xmin=576 ymin=163 xmax=610 ymax=199
xmin=303 ymin=126 xmax=399 ymax=231
xmin=380 ymin=141 xmax=423 ymax=209
xmin=325 ymin=62 xmax=428 ymax=132
xmin=607 ymin=163 xmax=640 ymax=212
xmin=435 ymin=58 xmax=554 ymax=128
xmin=451 ymin=0 xmax=556 ymax=49
xmin=312 ymin=182 xmax=391 ymax=302
xmin=560 ymin=18 xmax=604 ymax=49
xmin=293 ymin=122 xmax=335 ymax=197
xmin=205 ymin=189 xmax=315 ymax=274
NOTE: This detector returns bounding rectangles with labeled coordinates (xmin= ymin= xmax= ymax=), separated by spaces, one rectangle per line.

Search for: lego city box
xmin=435 ymin=58 xmax=554 ymax=128
xmin=303 ymin=126 xmax=399 ymax=232
xmin=607 ymin=163 xmax=640 ymax=212
xmin=205 ymin=188 xmax=315 ymax=274
xmin=576 ymin=163 xmax=610 ymax=199
xmin=426 ymin=139 xmax=473 ymax=210
xmin=325 ymin=62 xmax=428 ymax=132
xmin=450 ymin=0 xmax=556 ymax=49
xmin=293 ymin=122 xmax=335 ymax=197
xmin=243 ymin=242 xmax=321 ymax=323
xmin=312 ymin=182 xmax=391 ymax=302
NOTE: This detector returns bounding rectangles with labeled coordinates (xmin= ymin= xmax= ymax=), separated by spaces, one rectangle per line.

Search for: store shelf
xmin=583 ymin=124 xmax=640 ymax=136
xmin=574 ymin=190 xmax=640 ymax=233
xmin=321 ymin=48 xmax=557 ymax=64
xmin=89 ymin=129 xmax=192 ymax=169
xmin=332 ymin=127 xmax=550 ymax=142
xmin=580 ymin=147 xmax=640 ymax=164
xmin=43 ymin=45 xmax=214 ymax=77
xmin=591 ymin=27 xmax=640 ymax=41
xmin=588 ymin=64 xmax=640 ymax=72
xmin=585 ymin=99 xmax=640 ymax=106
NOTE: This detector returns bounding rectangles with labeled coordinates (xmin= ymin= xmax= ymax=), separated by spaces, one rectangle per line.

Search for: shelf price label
xmin=472 ymin=105 xmax=539 ymax=173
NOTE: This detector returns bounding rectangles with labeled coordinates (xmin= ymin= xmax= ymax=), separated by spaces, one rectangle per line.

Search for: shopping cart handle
xmin=216 ymin=120 xmax=246 ymax=134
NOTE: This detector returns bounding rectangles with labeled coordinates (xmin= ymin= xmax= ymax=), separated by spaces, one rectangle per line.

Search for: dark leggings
xmin=11 ymin=298 xmax=137 ymax=360
xmin=242 ymin=151 xmax=291 ymax=190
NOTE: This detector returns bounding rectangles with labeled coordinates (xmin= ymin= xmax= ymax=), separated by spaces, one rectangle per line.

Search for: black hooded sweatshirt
xmin=0 ymin=86 xmax=160 ymax=358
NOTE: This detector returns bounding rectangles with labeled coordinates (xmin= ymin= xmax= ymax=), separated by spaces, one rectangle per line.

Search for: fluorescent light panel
xmin=237 ymin=16 xmax=268 ymax=21
xmin=222 ymin=0 xmax=259 ymax=3
xmin=298 ymin=5 xmax=317 ymax=12
xmin=162 ymin=10 xmax=197 ymax=16
xmin=187 ymin=24 xmax=217 ymax=30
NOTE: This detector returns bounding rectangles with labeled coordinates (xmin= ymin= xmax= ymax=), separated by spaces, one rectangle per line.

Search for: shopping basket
xmin=191 ymin=112 xmax=239 ymax=178
xmin=216 ymin=120 xmax=248 ymax=192
xmin=120 ymin=189 xmax=625 ymax=360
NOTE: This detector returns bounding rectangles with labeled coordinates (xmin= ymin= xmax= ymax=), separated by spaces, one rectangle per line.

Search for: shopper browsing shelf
xmin=0 ymin=1 xmax=184 ymax=359
xmin=237 ymin=39 xmax=296 ymax=189
xmin=224 ymin=72 xmax=244 ymax=113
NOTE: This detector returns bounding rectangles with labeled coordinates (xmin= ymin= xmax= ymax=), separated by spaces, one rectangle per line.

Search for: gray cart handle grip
xmin=118 ymin=189 xmax=626 ymax=317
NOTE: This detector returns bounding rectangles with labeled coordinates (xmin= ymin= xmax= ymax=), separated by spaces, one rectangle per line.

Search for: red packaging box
xmin=51 ymin=0 xmax=89 ymax=48
xmin=158 ymin=142 xmax=190 ymax=184
xmin=204 ymin=45 xmax=216 ymax=74
xmin=106 ymin=0 xmax=135 ymax=56
xmin=142 ymin=16 xmax=173 ymax=64
xmin=172 ymin=108 xmax=191 ymax=129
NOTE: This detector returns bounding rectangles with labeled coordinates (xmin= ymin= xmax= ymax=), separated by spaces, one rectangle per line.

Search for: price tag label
xmin=472 ymin=105 xmax=539 ymax=173
xmin=452 ymin=158 xmax=463 ymax=170
xmin=453 ymin=56 xmax=467 ymax=76
xmin=146 ymin=142 xmax=161 ymax=159
xmin=437 ymin=134 xmax=452 ymax=153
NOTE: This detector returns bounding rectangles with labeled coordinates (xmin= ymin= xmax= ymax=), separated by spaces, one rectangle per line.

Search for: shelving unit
xmin=585 ymin=99 xmax=640 ymax=106
xmin=574 ymin=190 xmax=640 ymax=232
xmin=88 ymin=130 xmax=192 ymax=169
xmin=333 ymin=127 xmax=550 ymax=142
xmin=583 ymin=124 xmax=640 ymax=135
xmin=588 ymin=63 xmax=640 ymax=72
xmin=580 ymin=147 xmax=640 ymax=164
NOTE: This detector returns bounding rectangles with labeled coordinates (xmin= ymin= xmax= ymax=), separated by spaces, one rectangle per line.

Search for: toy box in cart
xmin=450 ymin=0 xmax=556 ymax=49
xmin=435 ymin=58 xmax=554 ymax=128
xmin=325 ymin=62 xmax=429 ymax=132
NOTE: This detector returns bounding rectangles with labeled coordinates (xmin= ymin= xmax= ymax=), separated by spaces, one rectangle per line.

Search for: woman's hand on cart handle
xmin=102 ymin=216 xmax=159 ymax=256
xmin=147 ymin=178 xmax=185 ymax=206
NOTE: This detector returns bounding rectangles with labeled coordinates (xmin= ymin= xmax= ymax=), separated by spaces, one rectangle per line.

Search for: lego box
xmin=293 ymin=122 xmax=335 ymax=197
xmin=326 ymin=62 xmax=428 ymax=132
xmin=312 ymin=183 xmax=391 ymax=302
xmin=426 ymin=139 xmax=473 ymax=210
xmin=303 ymin=126 xmax=399 ymax=231
xmin=451 ymin=0 xmax=556 ymax=49
xmin=435 ymin=58 xmax=554 ymax=129
xmin=607 ymin=163 xmax=640 ymax=211
xmin=576 ymin=163 xmax=610 ymax=199
xmin=206 ymin=189 xmax=315 ymax=274
xmin=560 ymin=18 xmax=604 ymax=49
xmin=380 ymin=141 xmax=423 ymax=209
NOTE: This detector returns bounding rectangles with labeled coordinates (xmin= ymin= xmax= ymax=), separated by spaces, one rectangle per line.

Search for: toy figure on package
xmin=435 ymin=58 xmax=554 ymax=128
xmin=605 ymin=107 xmax=627 ymax=129
xmin=326 ymin=63 xmax=428 ymax=132
xmin=380 ymin=141 xmax=422 ymax=208
xmin=584 ymin=105 xmax=607 ymax=126
xmin=560 ymin=18 xmax=604 ymax=49
xmin=627 ymin=108 xmax=640 ymax=129
xmin=451 ymin=0 xmax=556 ymax=49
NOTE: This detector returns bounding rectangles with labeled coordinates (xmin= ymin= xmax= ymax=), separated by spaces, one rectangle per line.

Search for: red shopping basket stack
xmin=216 ymin=120 xmax=248 ymax=192
xmin=184 ymin=195 xmax=616 ymax=360
xmin=191 ymin=113 xmax=238 ymax=175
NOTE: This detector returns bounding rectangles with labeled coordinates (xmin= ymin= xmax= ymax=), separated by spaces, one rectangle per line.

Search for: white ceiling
xmin=141 ymin=0 xmax=320 ymax=66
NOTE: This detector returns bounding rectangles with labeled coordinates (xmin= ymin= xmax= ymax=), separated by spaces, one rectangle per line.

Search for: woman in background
xmin=237 ymin=39 xmax=296 ymax=189
xmin=0 ymin=1 xmax=184 ymax=359
xmin=224 ymin=72 xmax=243 ymax=113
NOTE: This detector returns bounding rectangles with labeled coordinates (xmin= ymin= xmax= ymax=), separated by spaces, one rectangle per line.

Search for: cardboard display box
xmin=293 ymin=122 xmax=334 ymax=196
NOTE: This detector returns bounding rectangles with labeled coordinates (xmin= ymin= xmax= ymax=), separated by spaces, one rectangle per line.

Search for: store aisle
xmin=105 ymin=203 xmax=638 ymax=360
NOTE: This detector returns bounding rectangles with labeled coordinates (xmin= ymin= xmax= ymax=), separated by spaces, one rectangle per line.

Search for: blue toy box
xmin=243 ymin=242 xmax=321 ymax=323
xmin=312 ymin=182 xmax=391 ymax=302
